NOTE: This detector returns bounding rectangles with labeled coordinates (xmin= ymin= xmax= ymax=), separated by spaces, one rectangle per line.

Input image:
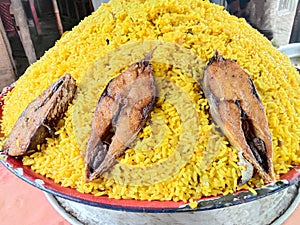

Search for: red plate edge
xmin=1 ymin=86 xmax=300 ymax=211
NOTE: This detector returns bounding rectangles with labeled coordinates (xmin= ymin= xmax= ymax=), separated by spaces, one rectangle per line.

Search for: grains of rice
xmin=1 ymin=0 xmax=299 ymax=202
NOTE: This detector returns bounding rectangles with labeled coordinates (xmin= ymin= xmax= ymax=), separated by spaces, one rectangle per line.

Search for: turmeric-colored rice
xmin=1 ymin=0 xmax=300 ymax=202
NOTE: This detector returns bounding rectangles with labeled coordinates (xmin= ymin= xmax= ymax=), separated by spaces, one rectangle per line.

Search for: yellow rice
xmin=1 ymin=0 xmax=300 ymax=202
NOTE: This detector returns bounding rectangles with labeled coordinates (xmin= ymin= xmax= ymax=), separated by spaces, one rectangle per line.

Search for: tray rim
xmin=1 ymin=71 xmax=300 ymax=213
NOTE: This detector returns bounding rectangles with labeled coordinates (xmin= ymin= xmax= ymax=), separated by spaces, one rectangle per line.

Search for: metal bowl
xmin=278 ymin=43 xmax=300 ymax=68
xmin=45 ymin=187 xmax=300 ymax=225
xmin=41 ymin=41 xmax=300 ymax=223
xmin=1 ymin=45 xmax=300 ymax=225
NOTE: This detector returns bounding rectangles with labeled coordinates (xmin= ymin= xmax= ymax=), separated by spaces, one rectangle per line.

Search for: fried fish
xmin=85 ymin=58 xmax=156 ymax=181
xmin=201 ymin=52 xmax=275 ymax=183
xmin=2 ymin=74 xmax=77 ymax=156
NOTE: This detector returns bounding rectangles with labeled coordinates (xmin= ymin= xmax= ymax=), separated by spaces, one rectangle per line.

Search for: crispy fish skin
xmin=201 ymin=52 xmax=275 ymax=183
xmin=2 ymin=74 xmax=77 ymax=156
xmin=85 ymin=59 xmax=156 ymax=181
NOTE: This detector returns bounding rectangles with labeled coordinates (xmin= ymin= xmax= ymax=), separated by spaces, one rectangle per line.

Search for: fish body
xmin=201 ymin=52 xmax=275 ymax=183
xmin=85 ymin=59 xmax=156 ymax=181
xmin=2 ymin=74 xmax=77 ymax=156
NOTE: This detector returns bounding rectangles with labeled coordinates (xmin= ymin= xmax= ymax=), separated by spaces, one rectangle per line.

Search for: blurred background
xmin=0 ymin=0 xmax=299 ymax=90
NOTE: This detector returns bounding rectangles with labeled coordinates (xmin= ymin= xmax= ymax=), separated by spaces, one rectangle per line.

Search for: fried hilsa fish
xmin=2 ymin=74 xmax=77 ymax=156
xmin=201 ymin=52 xmax=275 ymax=183
xmin=85 ymin=58 xmax=156 ymax=181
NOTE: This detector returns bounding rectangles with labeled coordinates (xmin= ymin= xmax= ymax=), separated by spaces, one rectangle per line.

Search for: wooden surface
xmin=10 ymin=0 xmax=37 ymax=65
xmin=0 ymin=17 xmax=15 ymax=91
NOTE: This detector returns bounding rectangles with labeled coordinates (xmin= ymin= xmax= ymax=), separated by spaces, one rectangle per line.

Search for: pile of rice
xmin=1 ymin=0 xmax=299 ymax=202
